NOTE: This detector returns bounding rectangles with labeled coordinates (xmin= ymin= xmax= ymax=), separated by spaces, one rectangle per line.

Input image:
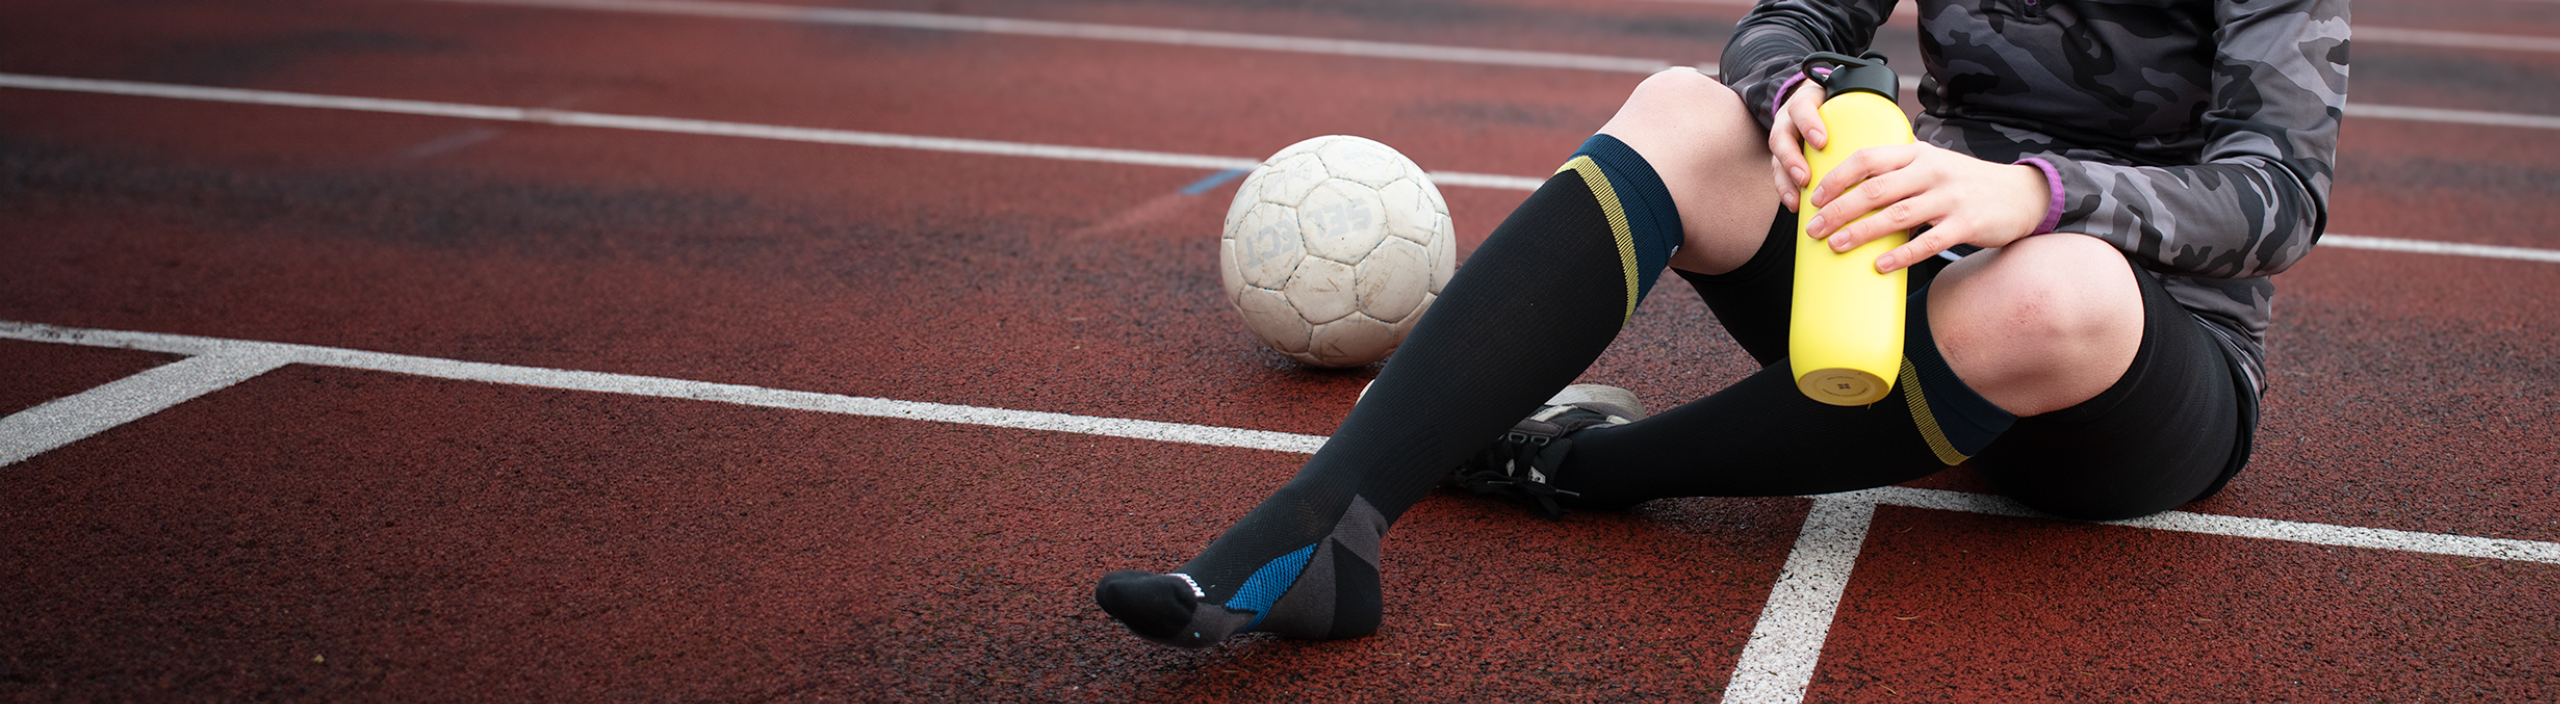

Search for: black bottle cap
xmin=1801 ymin=51 xmax=1900 ymax=103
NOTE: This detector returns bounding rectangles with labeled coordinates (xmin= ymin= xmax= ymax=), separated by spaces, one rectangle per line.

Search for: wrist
xmin=2014 ymin=157 xmax=2064 ymax=235
xmin=1772 ymin=71 xmax=1809 ymax=121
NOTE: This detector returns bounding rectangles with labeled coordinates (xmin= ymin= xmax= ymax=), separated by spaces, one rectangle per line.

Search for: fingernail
xmin=1806 ymin=215 xmax=1824 ymax=233
xmin=1789 ymin=166 xmax=1806 ymax=184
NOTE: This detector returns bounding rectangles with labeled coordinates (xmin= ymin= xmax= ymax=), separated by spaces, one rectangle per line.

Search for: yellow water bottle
xmin=1790 ymin=52 xmax=1913 ymax=406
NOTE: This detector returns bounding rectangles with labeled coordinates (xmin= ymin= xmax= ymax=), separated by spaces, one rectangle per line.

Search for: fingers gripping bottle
xmin=1790 ymin=51 xmax=1914 ymax=406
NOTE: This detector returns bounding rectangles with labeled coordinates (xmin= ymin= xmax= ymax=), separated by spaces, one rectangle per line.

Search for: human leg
xmin=1093 ymin=68 xmax=1772 ymax=647
xmin=1968 ymin=257 xmax=2255 ymax=520
xmin=1551 ymin=233 xmax=2150 ymax=509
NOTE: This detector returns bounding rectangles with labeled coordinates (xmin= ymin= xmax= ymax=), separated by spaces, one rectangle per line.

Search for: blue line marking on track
xmin=1179 ymin=168 xmax=1251 ymax=196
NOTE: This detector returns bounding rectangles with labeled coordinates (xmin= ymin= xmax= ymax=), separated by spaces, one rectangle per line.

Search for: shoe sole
xmin=1547 ymin=384 xmax=1646 ymax=420
xmin=1358 ymin=381 xmax=1646 ymax=421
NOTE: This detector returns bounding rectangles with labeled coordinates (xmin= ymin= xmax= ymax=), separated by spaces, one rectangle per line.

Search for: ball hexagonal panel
xmin=1297 ymin=179 xmax=1389 ymax=265
xmin=1355 ymin=236 xmax=1432 ymax=324
xmin=1316 ymin=136 xmax=1408 ymax=189
xmin=1234 ymin=285 xmax=1311 ymax=354
xmin=1282 ymin=255 xmax=1359 ymax=325
xmin=1308 ymin=314 xmax=1396 ymax=367
xmin=1229 ymin=202 xmax=1304 ymax=291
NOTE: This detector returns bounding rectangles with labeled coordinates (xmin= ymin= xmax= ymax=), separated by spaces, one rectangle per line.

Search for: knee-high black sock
xmin=1095 ymin=134 xmax=1683 ymax=647
xmin=1554 ymin=286 xmax=2018 ymax=507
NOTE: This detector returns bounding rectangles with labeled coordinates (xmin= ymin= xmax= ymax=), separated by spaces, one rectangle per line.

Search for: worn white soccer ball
xmin=1220 ymin=135 xmax=1457 ymax=368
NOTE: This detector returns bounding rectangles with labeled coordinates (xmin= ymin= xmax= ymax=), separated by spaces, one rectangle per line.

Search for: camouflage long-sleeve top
xmin=1720 ymin=0 xmax=2352 ymax=395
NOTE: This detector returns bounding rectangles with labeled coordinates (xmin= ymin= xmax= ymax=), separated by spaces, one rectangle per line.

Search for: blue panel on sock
xmin=1228 ymin=543 xmax=1318 ymax=629
xmin=1571 ymin=133 xmax=1683 ymax=304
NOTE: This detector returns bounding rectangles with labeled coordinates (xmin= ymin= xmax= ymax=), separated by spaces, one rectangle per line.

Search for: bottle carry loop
xmin=1800 ymin=51 xmax=1899 ymax=102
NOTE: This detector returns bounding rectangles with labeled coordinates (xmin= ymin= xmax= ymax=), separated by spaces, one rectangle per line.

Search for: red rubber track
xmin=1815 ymin=507 xmax=2560 ymax=701
xmin=2 ymin=364 xmax=1812 ymax=700
xmin=4 ymin=0 xmax=2559 ymax=700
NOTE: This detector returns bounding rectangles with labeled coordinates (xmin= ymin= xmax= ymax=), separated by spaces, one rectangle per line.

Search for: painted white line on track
xmin=2321 ymin=234 xmax=2560 ymax=264
xmin=408 ymin=0 xmax=2560 ymax=69
xmin=2358 ymin=26 xmax=2560 ymax=54
xmin=0 ymin=321 xmax=1327 ymax=467
xmin=0 ymin=350 xmax=292 ymax=466
xmin=1720 ymin=496 xmax=1876 ymax=704
xmin=9 ymin=318 xmax=2558 ymax=704
xmin=12 ymin=73 xmax=2558 ymax=264
xmin=1862 ymin=486 xmax=2560 ymax=564
xmin=1715 ymin=485 xmax=2560 ymax=704
xmin=405 ymin=0 xmax=1681 ymax=74
xmin=8 ymin=319 xmax=2557 ymax=567
xmin=2346 ymin=103 xmax=2560 ymax=131
xmin=0 ymin=72 xmax=1547 ymax=191
xmin=6 ymin=73 xmax=2557 ymax=260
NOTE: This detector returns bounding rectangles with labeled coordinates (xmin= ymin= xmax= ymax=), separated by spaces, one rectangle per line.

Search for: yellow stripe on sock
xmin=1556 ymin=156 xmax=1641 ymax=325
xmin=1899 ymin=357 xmax=1970 ymax=466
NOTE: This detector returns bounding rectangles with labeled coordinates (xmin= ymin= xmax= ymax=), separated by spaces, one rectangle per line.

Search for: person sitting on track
xmin=1096 ymin=0 xmax=2350 ymax=648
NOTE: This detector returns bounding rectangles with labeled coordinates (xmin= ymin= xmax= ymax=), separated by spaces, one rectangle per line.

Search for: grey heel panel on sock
xmin=1255 ymin=496 xmax=1388 ymax=640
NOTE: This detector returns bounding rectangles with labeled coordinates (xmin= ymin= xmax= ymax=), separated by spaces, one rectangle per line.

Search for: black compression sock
xmin=1555 ymin=288 xmax=2018 ymax=506
xmin=1094 ymin=134 xmax=1684 ymax=647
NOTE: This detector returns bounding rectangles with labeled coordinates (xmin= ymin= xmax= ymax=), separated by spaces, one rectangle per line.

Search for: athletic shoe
xmin=1450 ymin=384 xmax=1647 ymax=519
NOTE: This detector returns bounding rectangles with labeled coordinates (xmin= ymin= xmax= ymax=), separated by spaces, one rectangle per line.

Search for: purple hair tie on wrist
xmin=2015 ymin=157 xmax=2065 ymax=235
xmin=1772 ymin=66 xmax=1832 ymax=120
xmin=1773 ymin=71 xmax=1810 ymax=119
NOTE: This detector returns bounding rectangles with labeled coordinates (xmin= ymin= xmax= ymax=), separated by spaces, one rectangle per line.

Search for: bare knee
xmin=1597 ymin=68 xmax=1780 ymax=275
xmin=1602 ymin=68 xmax=1746 ymax=141
xmin=1927 ymin=234 xmax=2146 ymax=416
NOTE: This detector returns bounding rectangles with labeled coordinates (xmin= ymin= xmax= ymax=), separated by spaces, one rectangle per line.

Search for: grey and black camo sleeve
xmin=1718 ymin=0 xmax=2351 ymax=281
xmin=1719 ymin=0 xmax=1897 ymax=135
xmin=2041 ymin=0 xmax=2348 ymax=279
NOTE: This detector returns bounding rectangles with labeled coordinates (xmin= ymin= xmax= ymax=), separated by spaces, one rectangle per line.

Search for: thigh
xmin=1968 ymin=264 xmax=2257 ymax=521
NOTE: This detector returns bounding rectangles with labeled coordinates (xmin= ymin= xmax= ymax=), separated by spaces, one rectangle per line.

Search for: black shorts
xmin=1686 ymin=214 xmax=2259 ymax=520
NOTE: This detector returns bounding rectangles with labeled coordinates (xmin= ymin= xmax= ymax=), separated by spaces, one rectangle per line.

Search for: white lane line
xmin=2321 ymin=234 xmax=2560 ymax=264
xmin=1720 ymin=496 xmax=1877 ymax=704
xmin=9 ymin=318 xmax=2557 ymax=567
xmin=1859 ymin=486 xmax=2560 ymax=565
xmin=2347 ymin=103 xmax=2560 ymax=131
xmin=1715 ymin=486 xmax=2560 ymax=704
xmin=414 ymin=0 xmax=2560 ymax=67
xmin=12 ymin=74 xmax=2556 ymax=265
xmin=2358 ymin=26 xmax=2560 ymax=54
xmin=0 ymin=350 xmax=292 ymax=467
xmin=0 ymin=321 xmax=1327 ymax=462
xmin=9 ymin=319 xmax=2558 ymax=703
xmin=406 ymin=0 xmax=1679 ymax=74
xmin=0 ymin=72 xmax=1547 ymax=191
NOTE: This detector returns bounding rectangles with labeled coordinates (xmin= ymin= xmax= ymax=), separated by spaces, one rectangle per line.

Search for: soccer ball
xmin=1220 ymin=135 xmax=1457 ymax=368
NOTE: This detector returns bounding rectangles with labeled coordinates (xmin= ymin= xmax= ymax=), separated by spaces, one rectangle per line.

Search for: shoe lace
xmin=1453 ymin=429 xmax=1582 ymax=520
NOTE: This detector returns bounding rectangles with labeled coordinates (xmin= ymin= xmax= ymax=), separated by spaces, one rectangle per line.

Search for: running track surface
xmin=3 ymin=0 xmax=2557 ymax=701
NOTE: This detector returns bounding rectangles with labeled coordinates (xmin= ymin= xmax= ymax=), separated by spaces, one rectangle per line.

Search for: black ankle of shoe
xmin=1453 ymin=432 xmax=1584 ymax=520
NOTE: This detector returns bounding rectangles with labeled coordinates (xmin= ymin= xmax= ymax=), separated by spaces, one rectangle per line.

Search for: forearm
xmin=2047 ymin=156 xmax=2327 ymax=278
xmin=1718 ymin=0 xmax=1896 ymax=134
xmin=2047 ymin=0 xmax=2348 ymax=279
